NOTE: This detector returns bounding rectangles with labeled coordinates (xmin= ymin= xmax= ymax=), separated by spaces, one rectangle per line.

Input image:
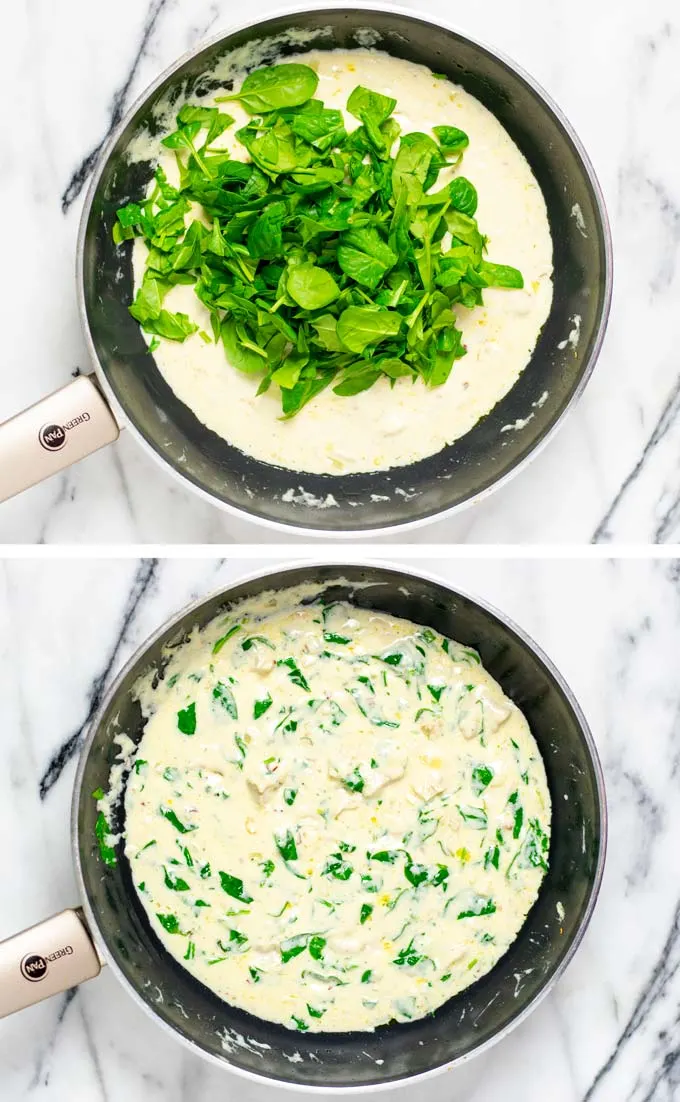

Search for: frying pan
xmin=0 ymin=562 xmax=606 ymax=1091
xmin=0 ymin=5 xmax=612 ymax=537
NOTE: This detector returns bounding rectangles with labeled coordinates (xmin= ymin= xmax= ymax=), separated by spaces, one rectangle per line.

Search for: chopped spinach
xmin=341 ymin=766 xmax=365 ymax=793
xmin=275 ymin=828 xmax=298 ymax=863
xmin=393 ymin=938 xmax=424 ymax=967
xmin=121 ymin=64 xmax=524 ymax=417
xmin=156 ymin=913 xmax=181 ymax=933
xmin=95 ymin=811 xmax=117 ymax=867
xmin=177 ymin=702 xmax=197 ymax=735
xmin=323 ymin=852 xmax=353 ymax=881
xmin=219 ymin=871 xmax=254 ymax=903
xmin=457 ymin=805 xmax=488 ymax=830
xmin=254 ymin=692 xmax=273 ymax=719
xmin=213 ymin=681 xmax=238 ymax=719
xmin=160 ymin=806 xmax=196 ymax=834
xmin=164 ymin=867 xmax=190 ymax=891
xmin=471 ymin=764 xmax=494 ymax=795
xmin=457 ymin=896 xmax=496 ymax=920
xmin=278 ymin=657 xmax=311 ymax=692
xmin=212 ymin=624 xmax=242 ymax=653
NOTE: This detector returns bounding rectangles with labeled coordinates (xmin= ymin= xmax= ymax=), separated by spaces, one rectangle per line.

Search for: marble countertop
xmin=1 ymin=0 xmax=679 ymax=544
xmin=1 ymin=554 xmax=679 ymax=1100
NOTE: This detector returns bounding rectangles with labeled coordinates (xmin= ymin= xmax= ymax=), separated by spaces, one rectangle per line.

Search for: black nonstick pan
xmin=0 ymin=562 xmax=606 ymax=1091
xmin=0 ymin=6 xmax=612 ymax=535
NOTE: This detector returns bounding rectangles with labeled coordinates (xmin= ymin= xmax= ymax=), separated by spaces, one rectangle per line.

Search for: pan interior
xmin=76 ymin=565 xmax=604 ymax=1089
xmin=81 ymin=8 xmax=610 ymax=533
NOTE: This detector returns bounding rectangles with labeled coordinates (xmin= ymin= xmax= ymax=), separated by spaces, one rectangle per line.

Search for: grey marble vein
xmin=28 ymin=989 xmax=78 ymax=1090
xmin=61 ymin=0 xmax=172 ymax=212
xmin=77 ymin=995 xmax=110 ymax=1102
xmin=583 ymin=897 xmax=680 ymax=1101
xmin=39 ymin=559 xmax=158 ymax=798
xmin=592 ymin=374 xmax=680 ymax=544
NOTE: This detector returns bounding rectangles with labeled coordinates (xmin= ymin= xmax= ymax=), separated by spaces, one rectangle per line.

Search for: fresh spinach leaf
xmin=336 ymin=306 xmax=402 ymax=353
xmin=124 ymin=66 xmax=524 ymax=417
xmin=478 ymin=261 xmax=524 ymax=289
xmin=347 ymin=85 xmax=397 ymax=126
xmin=448 ymin=176 xmax=478 ymax=216
xmin=222 ymin=64 xmax=319 ymax=113
xmin=287 ymin=264 xmax=340 ymax=309
xmin=433 ymin=125 xmax=469 ymax=158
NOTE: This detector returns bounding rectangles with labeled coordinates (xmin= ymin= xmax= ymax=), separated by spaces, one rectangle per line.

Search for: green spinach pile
xmin=115 ymin=62 xmax=524 ymax=417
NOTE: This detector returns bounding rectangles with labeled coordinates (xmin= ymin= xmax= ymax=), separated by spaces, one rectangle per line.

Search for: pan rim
xmin=75 ymin=2 xmax=613 ymax=539
xmin=71 ymin=557 xmax=608 ymax=1092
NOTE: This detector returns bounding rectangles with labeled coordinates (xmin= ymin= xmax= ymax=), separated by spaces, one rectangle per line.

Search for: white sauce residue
xmin=557 ymin=314 xmax=582 ymax=351
xmin=219 ymin=1027 xmax=270 ymax=1056
xmin=131 ymin=48 xmax=553 ymax=476
xmin=122 ymin=582 xmax=551 ymax=1034
xmin=570 ymin=203 xmax=588 ymax=238
xmin=502 ymin=387 xmax=549 ymax=433
xmin=97 ymin=732 xmax=136 ymax=836
xmin=500 ymin=414 xmax=534 ymax=434
xmin=512 ymin=967 xmax=533 ymax=997
xmin=280 ymin=488 xmax=338 ymax=509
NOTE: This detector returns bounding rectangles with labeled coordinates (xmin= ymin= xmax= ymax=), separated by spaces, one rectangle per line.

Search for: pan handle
xmin=0 ymin=374 xmax=121 ymax=503
xmin=0 ymin=907 xmax=102 ymax=1017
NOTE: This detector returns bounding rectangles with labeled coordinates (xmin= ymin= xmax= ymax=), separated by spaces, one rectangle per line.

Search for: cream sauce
xmin=123 ymin=584 xmax=551 ymax=1033
xmin=131 ymin=48 xmax=553 ymax=476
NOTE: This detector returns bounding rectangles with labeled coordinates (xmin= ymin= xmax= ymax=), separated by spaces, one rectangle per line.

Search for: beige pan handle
xmin=0 ymin=908 xmax=102 ymax=1017
xmin=0 ymin=375 xmax=121 ymax=503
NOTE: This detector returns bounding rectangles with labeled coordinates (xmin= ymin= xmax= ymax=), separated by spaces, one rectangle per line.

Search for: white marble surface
xmin=1 ymin=554 xmax=679 ymax=1100
xmin=1 ymin=0 xmax=679 ymax=543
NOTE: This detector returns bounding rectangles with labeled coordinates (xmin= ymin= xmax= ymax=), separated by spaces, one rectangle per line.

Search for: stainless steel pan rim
xmin=71 ymin=558 xmax=608 ymax=1092
xmin=76 ymin=3 xmax=613 ymax=540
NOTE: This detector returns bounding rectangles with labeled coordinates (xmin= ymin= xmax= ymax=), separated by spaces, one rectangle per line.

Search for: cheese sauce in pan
xmin=122 ymin=585 xmax=551 ymax=1033
xmin=132 ymin=49 xmax=553 ymax=476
